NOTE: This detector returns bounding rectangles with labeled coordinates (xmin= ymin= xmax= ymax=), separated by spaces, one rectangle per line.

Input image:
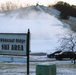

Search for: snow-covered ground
xmin=0 ymin=55 xmax=76 ymax=75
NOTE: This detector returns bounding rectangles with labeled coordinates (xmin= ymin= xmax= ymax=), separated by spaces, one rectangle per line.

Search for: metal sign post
xmin=26 ymin=29 xmax=30 ymax=75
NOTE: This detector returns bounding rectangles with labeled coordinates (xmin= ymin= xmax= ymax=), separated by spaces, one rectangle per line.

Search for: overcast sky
xmin=0 ymin=0 xmax=76 ymax=5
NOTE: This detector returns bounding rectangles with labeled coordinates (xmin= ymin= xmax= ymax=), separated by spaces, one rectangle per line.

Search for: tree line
xmin=0 ymin=1 xmax=29 ymax=12
xmin=53 ymin=1 xmax=76 ymax=19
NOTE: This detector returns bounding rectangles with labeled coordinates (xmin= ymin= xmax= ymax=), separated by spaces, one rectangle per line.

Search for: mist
xmin=0 ymin=10 xmax=71 ymax=52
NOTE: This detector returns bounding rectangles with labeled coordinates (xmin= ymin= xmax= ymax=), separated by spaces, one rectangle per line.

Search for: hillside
xmin=53 ymin=1 xmax=76 ymax=32
xmin=2 ymin=5 xmax=60 ymax=19
xmin=1 ymin=5 xmax=76 ymax=32
xmin=61 ymin=18 xmax=76 ymax=32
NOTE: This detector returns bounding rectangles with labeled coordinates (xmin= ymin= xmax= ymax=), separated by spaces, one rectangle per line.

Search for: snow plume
xmin=0 ymin=7 xmax=71 ymax=52
xmin=24 ymin=11 xmax=51 ymax=19
xmin=1 ymin=11 xmax=70 ymax=40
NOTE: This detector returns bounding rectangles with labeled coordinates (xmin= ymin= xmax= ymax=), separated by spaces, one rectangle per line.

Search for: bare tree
xmin=57 ymin=32 xmax=76 ymax=64
xmin=58 ymin=32 xmax=76 ymax=51
xmin=0 ymin=1 xmax=28 ymax=12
